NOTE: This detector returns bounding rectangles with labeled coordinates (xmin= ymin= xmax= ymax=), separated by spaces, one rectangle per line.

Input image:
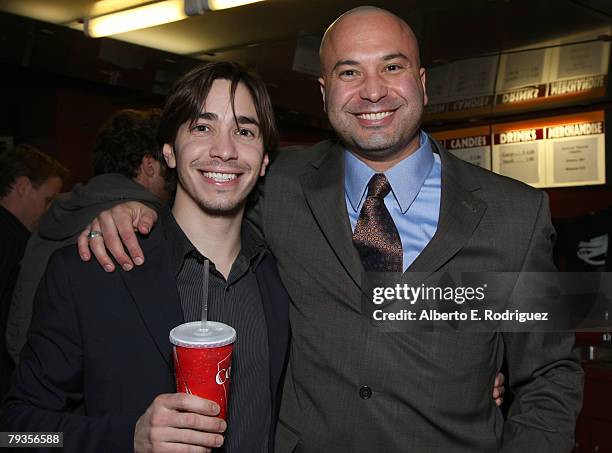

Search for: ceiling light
xmin=207 ymin=0 xmax=264 ymax=10
xmin=84 ymin=0 xmax=187 ymax=38
xmin=84 ymin=0 xmax=265 ymax=38
xmin=90 ymin=1 xmax=154 ymax=17
xmin=184 ymin=0 xmax=264 ymax=14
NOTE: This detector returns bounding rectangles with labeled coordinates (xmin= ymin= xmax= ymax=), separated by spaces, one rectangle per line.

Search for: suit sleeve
xmin=500 ymin=192 xmax=584 ymax=452
xmin=245 ymin=178 xmax=266 ymax=238
xmin=6 ymin=236 xmax=62 ymax=364
xmin=0 ymin=251 xmax=138 ymax=453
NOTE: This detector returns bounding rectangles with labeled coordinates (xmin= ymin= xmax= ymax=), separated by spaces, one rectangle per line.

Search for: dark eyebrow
xmin=383 ymin=53 xmax=409 ymax=62
xmin=198 ymin=112 xmax=218 ymax=121
xmin=198 ymin=112 xmax=258 ymax=127
xmin=237 ymin=115 xmax=259 ymax=127
xmin=331 ymin=59 xmax=359 ymax=73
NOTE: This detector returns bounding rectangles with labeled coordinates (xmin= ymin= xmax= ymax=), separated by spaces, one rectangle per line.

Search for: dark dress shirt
xmin=163 ymin=210 xmax=271 ymax=453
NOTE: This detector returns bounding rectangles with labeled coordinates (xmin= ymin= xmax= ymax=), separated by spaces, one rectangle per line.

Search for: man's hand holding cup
xmin=134 ymin=392 xmax=226 ymax=453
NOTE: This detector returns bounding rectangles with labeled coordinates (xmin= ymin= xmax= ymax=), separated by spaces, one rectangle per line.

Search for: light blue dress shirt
xmin=344 ymin=131 xmax=442 ymax=272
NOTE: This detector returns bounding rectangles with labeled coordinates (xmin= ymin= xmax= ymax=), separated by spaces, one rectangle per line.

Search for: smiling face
xmin=163 ymin=79 xmax=268 ymax=216
xmin=319 ymin=9 xmax=427 ymax=171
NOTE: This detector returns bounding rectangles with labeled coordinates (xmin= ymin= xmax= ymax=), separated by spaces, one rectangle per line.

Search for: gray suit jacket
xmin=254 ymin=138 xmax=583 ymax=453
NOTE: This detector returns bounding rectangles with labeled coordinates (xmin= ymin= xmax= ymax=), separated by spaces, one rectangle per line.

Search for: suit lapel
xmin=299 ymin=142 xmax=364 ymax=290
xmin=254 ymin=256 xmax=289 ymax=408
xmin=297 ymin=139 xmax=487 ymax=294
xmin=403 ymin=140 xmax=487 ymax=286
xmin=120 ymin=228 xmax=184 ymax=369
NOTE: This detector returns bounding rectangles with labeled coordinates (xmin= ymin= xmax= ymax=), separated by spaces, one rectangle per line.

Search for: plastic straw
xmin=201 ymin=258 xmax=210 ymax=330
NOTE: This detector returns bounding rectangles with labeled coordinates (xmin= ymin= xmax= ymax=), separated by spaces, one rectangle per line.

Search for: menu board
xmin=544 ymin=111 xmax=606 ymax=187
xmin=547 ymin=28 xmax=610 ymax=102
xmin=430 ymin=126 xmax=492 ymax=170
xmin=424 ymin=56 xmax=497 ymax=119
xmin=448 ymin=55 xmax=498 ymax=102
xmin=499 ymin=48 xmax=549 ymax=91
xmin=556 ymin=41 xmax=607 ymax=79
xmin=494 ymin=47 xmax=551 ymax=109
xmin=424 ymin=64 xmax=452 ymax=114
xmin=426 ymin=28 xmax=610 ymax=117
xmin=425 ymin=30 xmax=610 ymax=121
xmin=492 ymin=111 xmax=606 ymax=188
xmin=493 ymin=126 xmax=546 ymax=187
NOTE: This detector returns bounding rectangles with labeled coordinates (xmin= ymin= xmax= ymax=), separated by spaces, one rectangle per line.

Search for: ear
xmin=14 ymin=176 xmax=32 ymax=198
xmin=259 ymin=153 xmax=270 ymax=177
xmin=141 ymin=155 xmax=157 ymax=177
xmin=318 ymin=77 xmax=327 ymax=112
xmin=162 ymin=144 xmax=176 ymax=169
xmin=419 ymin=67 xmax=428 ymax=107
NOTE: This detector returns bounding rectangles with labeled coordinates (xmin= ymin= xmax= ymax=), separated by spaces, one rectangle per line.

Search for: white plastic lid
xmin=169 ymin=321 xmax=236 ymax=348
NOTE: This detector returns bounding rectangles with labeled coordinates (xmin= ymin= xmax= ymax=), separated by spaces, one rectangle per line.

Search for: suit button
xmin=359 ymin=386 xmax=372 ymax=399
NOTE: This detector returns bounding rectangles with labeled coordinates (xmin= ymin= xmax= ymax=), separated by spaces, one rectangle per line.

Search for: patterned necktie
xmin=352 ymin=173 xmax=403 ymax=272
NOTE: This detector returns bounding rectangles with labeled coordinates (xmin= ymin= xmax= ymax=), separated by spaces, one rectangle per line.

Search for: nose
xmin=359 ymin=72 xmax=388 ymax=103
xmin=209 ymin=130 xmax=238 ymax=161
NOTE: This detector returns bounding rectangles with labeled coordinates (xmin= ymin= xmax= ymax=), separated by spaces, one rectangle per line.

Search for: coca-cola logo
xmin=215 ymin=366 xmax=232 ymax=385
xmin=216 ymin=351 xmax=233 ymax=405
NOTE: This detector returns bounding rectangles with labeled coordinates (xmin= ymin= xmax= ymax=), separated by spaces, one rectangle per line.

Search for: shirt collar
xmin=161 ymin=207 xmax=198 ymax=276
xmin=344 ymin=131 xmax=434 ymax=214
xmin=161 ymin=207 xmax=267 ymax=277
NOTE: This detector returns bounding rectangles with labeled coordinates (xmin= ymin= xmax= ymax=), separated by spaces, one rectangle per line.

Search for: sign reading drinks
xmin=491 ymin=111 xmax=606 ymax=188
xmin=495 ymin=85 xmax=547 ymax=105
xmin=493 ymin=128 xmax=545 ymax=186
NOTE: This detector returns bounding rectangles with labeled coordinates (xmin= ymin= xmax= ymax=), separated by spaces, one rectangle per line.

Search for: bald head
xmin=319 ymin=6 xmax=421 ymax=75
xmin=315 ymin=6 xmax=428 ymax=170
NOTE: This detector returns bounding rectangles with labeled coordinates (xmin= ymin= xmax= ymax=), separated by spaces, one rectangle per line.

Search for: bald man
xmin=77 ymin=6 xmax=582 ymax=453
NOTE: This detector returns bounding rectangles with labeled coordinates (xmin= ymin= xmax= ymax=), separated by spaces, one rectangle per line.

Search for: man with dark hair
xmin=0 ymin=144 xmax=67 ymax=397
xmin=92 ymin=108 xmax=169 ymax=197
xmin=5 ymin=109 xmax=169 ymax=366
xmin=2 ymin=62 xmax=289 ymax=453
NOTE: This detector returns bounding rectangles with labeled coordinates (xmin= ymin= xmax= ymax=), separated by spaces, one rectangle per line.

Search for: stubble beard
xmin=194 ymin=195 xmax=245 ymax=217
xmin=333 ymin=116 xmax=423 ymax=163
xmin=328 ymin=99 xmax=424 ymax=163
xmin=180 ymin=171 xmax=259 ymax=218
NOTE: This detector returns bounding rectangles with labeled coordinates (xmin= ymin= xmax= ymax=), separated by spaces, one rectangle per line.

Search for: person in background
xmin=5 ymin=109 xmax=171 ymax=366
xmin=0 ymin=144 xmax=67 ymax=398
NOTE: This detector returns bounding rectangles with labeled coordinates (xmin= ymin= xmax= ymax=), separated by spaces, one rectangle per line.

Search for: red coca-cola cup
xmin=169 ymin=321 xmax=237 ymax=420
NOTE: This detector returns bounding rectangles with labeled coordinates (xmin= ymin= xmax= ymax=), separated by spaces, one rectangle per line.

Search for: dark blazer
xmin=1 ymin=218 xmax=290 ymax=453
xmin=255 ymin=138 xmax=583 ymax=453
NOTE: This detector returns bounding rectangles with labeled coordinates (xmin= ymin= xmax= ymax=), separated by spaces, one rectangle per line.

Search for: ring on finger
xmin=87 ymin=230 xmax=103 ymax=240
